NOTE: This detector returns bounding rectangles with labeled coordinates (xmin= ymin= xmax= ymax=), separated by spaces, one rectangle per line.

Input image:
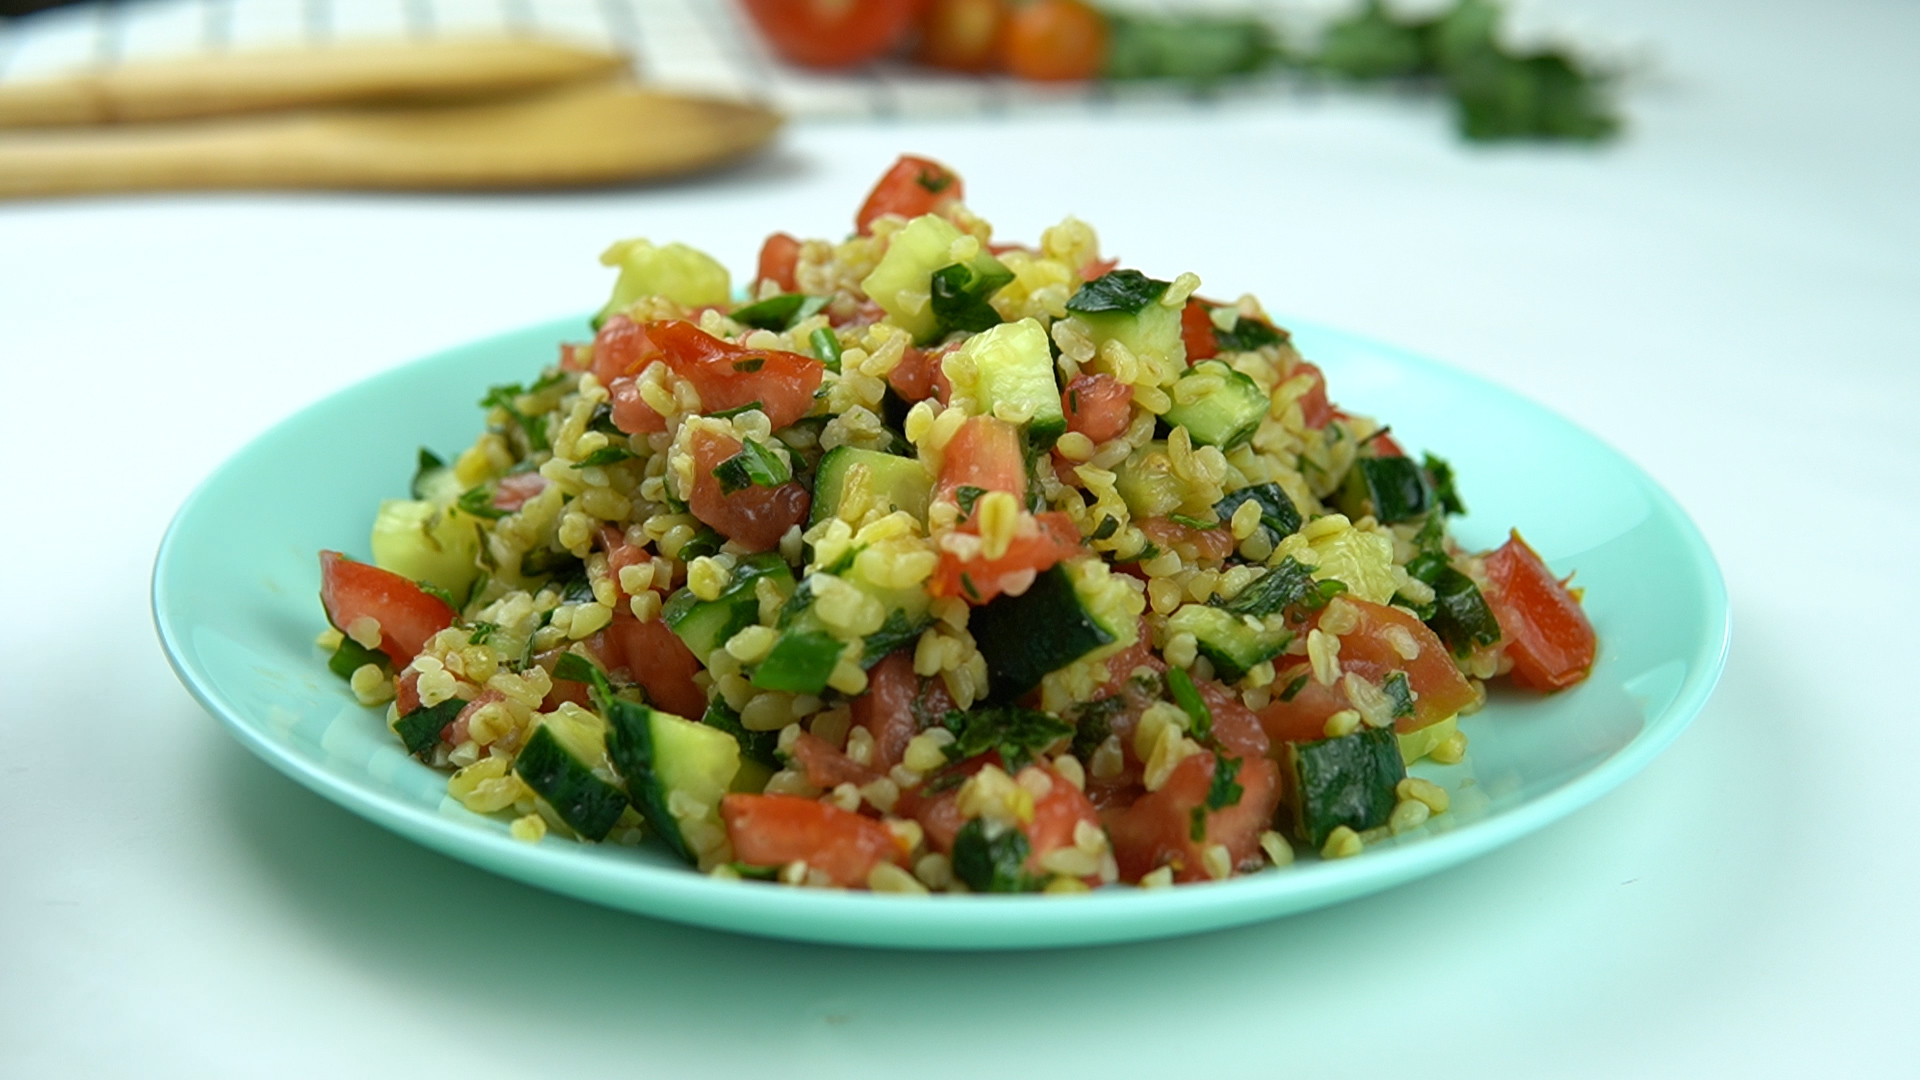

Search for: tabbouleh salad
xmin=314 ymin=156 xmax=1597 ymax=893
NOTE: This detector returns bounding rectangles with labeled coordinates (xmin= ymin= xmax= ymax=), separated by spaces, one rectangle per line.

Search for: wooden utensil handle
xmin=0 ymin=36 xmax=631 ymax=128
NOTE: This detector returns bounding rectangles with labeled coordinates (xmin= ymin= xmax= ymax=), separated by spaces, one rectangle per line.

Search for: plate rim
xmin=151 ymin=313 xmax=1731 ymax=950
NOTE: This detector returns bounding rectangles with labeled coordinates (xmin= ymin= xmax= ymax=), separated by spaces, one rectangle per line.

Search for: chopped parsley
xmin=456 ymin=485 xmax=508 ymax=520
xmin=1424 ymin=452 xmax=1465 ymax=516
xmin=410 ymin=448 xmax=445 ymax=499
xmin=478 ymin=382 xmax=550 ymax=452
xmin=1210 ymin=312 xmax=1285 ymax=352
xmin=1214 ymin=483 xmax=1302 ymax=544
xmin=941 ymin=705 xmax=1074 ymax=773
xmin=954 ymin=484 xmax=987 ymax=519
xmin=572 ymin=445 xmax=635 ymax=468
xmin=809 ymin=327 xmax=844 ymax=372
xmin=713 ymin=438 xmax=791 ymax=495
xmin=951 ymin=819 xmax=1038 ymax=893
xmin=1383 ymin=671 xmax=1415 ymax=719
xmin=929 ymin=261 xmax=1013 ymax=338
xmin=1166 ymin=667 xmax=1214 ymax=743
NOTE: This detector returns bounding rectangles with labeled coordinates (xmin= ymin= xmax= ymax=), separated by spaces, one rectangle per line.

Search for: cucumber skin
xmin=808 ymin=447 xmax=933 ymax=529
xmin=971 ymin=564 xmax=1117 ymax=703
xmin=1283 ymin=727 xmax=1405 ymax=849
xmin=513 ymin=725 xmax=630 ymax=842
xmin=1166 ymin=605 xmax=1290 ymax=682
xmin=602 ymin=698 xmax=693 ymax=861
xmin=1161 ymin=361 xmax=1269 ymax=449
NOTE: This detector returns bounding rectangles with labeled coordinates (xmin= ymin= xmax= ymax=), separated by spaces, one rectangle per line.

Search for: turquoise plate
xmin=153 ymin=316 xmax=1728 ymax=950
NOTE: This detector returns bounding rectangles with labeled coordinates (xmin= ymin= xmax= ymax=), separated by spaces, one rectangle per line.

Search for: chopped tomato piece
xmin=1180 ymin=298 xmax=1219 ymax=361
xmin=319 ymin=550 xmax=455 ymax=665
xmin=1292 ymin=361 xmax=1335 ymax=429
xmin=1062 ymin=373 xmax=1132 ymax=445
xmin=1138 ymin=516 xmax=1236 ymax=563
xmin=721 ymin=794 xmax=908 ymax=888
xmin=559 ymin=342 xmax=592 ymax=372
xmin=395 ymin=668 xmax=422 ymax=715
xmin=929 ymin=510 xmax=1081 ymax=603
xmin=1020 ymin=764 xmax=1103 ymax=880
xmin=756 ymin=231 xmax=802 ymax=292
xmin=934 ymin=414 xmax=1026 ymax=506
xmin=594 ymin=609 xmax=708 ymax=718
xmin=788 ymin=730 xmax=884 ymax=790
xmin=1194 ymin=678 xmax=1271 ymax=760
xmin=1104 ymin=750 xmax=1281 ymax=883
xmin=446 ymin=689 xmax=505 ymax=747
xmin=491 ymin=471 xmax=549 ymax=512
xmin=897 ymin=755 xmax=994 ymax=853
xmin=1483 ymin=531 xmax=1596 ymax=691
xmin=1255 ymin=598 xmax=1479 ymax=747
xmin=886 ymin=343 xmax=955 ymax=404
xmin=856 ymin=155 xmax=964 ymax=235
xmin=687 ymin=428 xmax=811 ymax=553
xmin=589 ymin=314 xmax=661 ymax=387
xmin=851 ymin=650 xmax=954 ymax=772
xmin=595 ymin=525 xmax=656 ymax=601
xmin=649 ymin=320 xmax=824 ymax=430
xmin=607 ymin=376 xmax=666 ymax=435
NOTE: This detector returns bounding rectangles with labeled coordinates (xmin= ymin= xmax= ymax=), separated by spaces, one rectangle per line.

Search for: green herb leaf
xmin=572 ymin=445 xmax=635 ymax=468
xmin=1205 ymin=755 xmax=1245 ymax=812
xmin=929 ymin=261 xmax=1013 ymax=338
xmin=714 ymin=438 xmax=791 ymax=495
xmin=1423 ymin=452 xmax=1465 ymax=516
xmin=1166 ymin=667 xmax=1214 ymax=743
xmin=702 ymin=699 xmax=781 ymax=770
xmin=1211 ymin=314 xmax=1285 ymax=352
xmin=730 ymin=293 xmax=811 ymax=330
xmin=809 ymin=327 xmax=844 ymax=373
xmin=1067 ymin=695 xmax=1127 ymax=761
xmin=410 ymin=448 xmax=446 ymax=500
xmin=1168 ymin=513 xmax=1219 ymax=530
xmin=1065 ymin=269 xmax=1170 ymax=315
xmin=1383 ymin=671 xmax=1415 ymax=719
xmin=1091 ymin=515 xmax=1120 ymax=541
xmin=1215 ymin=557 xmax=1318 ymax=618
xmin=456 ymin=485 xmax=508 ymax=521
xmin=941 ymin=706 xmax=1074 ymax=773
xmin=951 ymin=818 xmax=1039 ymax=893
xmin=479 ymin=382 xmax=550 ymax=453
xmin=862 ymin=609 xmax=925 ymax=668
xmin=467 ymin=621 xmax=500 ymax=646
xmin=393 ymin=698 xmax=464 ymax=760
xmin=707 ymin=400 xmax=766 ymax=420
xmin=677 ymin=526 xmax=726 ymax=562
xmin=417 ymin=580 xmax=460 ymax=611
xmin=954 ymin=484 xmax=987 ymax=519
xmin=587 ymin=402 xmax=624 ymax=436
xmin=328 ymin=636 xmax=385 ymax=680
xmin=1279 ymin=673 xmax=1309 ymax=703
xmin=1214 ymin=483 xmax=1302 ymax=544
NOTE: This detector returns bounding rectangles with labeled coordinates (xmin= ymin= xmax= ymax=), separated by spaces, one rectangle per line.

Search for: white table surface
xmin=4 ymin=1 xmax=1917 ymax=1075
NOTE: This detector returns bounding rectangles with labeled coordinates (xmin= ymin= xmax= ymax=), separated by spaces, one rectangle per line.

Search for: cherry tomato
xmin=917 ymin=0 xmax=1005 ymax=71
xmin=318 ymin=551 xmax=455 ymax=665
xmin=1061 ymin=372 xmax=1132 ymax=445
xmin=756 ymin=232 xmax=802 ymax=292
xmin=721 ymin=794 xmax=908 ymax=887
xmin=740 ymin=0 xmax=921 ymax=69
xmin=1482 ymin=531 xmax=1596 ymax=691
xmin=998 ymin=0 xmax=1107 ymax=81
xmin=856 ymin=155 xmax=965 ymax=234
xmin=687 ymin=428 xmax=811 ymax=552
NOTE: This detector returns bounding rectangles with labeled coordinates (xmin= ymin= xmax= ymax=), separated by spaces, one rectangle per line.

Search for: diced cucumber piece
xmin=1166 ymin=605 xmax=1291 ymax=682
xmin=1066 ymin=270 xmax=1186 ymax=368
xmin=329 ymin=636 xmax=385 ymax=680
xmin=1114 ymin=441 xmax=1183 ymax=519
xmin=971 ymin=562 xmax=1120 ymax=702
xmin=597 ymin=239 xmax=730 ymax=325
xmin=1408 ymin=553 xmax=1501 ymax=656
xmin=1397 ymin=715 xmax=1458 ymax=765
xmin=514 ymin=708 xmax=631 ymax=841
xmin=604 ymin=700 xmax=739 ymax=865
xmin=661 ymin=553 xmax=795 ymax=661
xmin=860 ymin=214 xmax=1010 ymax=343
xmin=950 ymin=318 xmax=1066 ymax=448
xmin=1162 ymin=360 xmax=1268 ymax=448
xmin=369 ymin=498 xmax=482 ymax=599
xmin=700 ymin=700 xmax=777 ymax=792
xmin=808 ymin=447 xmax=933 ymax=528
xmin=1282 ymin=726 xmax=1406 ymax=849
xmin=1337 ymin=456 xmax=1432 ymax=524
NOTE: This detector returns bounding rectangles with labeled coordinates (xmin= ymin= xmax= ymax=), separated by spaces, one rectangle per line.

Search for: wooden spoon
xmin=0 ymin=84 xmax=783 ymax=198
xmin=0 ymin=36 xmax=634 ymax=127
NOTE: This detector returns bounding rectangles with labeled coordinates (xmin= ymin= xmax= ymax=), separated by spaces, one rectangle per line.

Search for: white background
xmin=3 ymin=0 xmax=1917 ymax=1076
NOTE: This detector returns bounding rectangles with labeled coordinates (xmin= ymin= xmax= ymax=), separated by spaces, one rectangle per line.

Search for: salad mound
xmin=315 ymin=155 xmax=1597 ymax=892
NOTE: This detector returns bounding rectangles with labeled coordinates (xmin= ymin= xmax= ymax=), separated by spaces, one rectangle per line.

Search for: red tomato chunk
xmin=722 ymin=794 xmax=908 ymax=888
xmin=1483 ymin=531 xmax=1597 ymax=691
xmin=318 ymin=551 xmax=454 ymax=665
